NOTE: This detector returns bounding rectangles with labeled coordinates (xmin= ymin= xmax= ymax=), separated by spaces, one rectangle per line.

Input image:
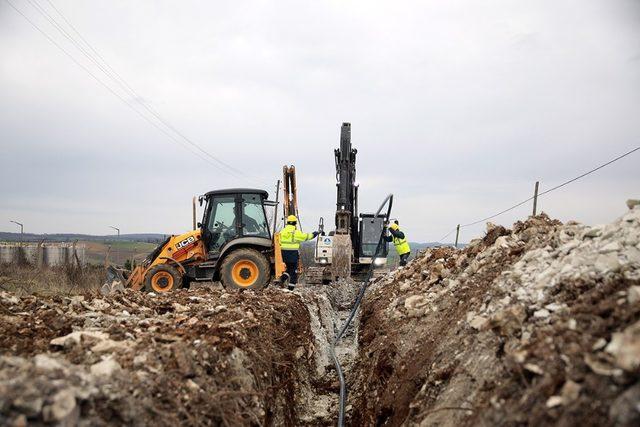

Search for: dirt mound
xmin=349 ymin=207 xmax=640 ymax=426
xmin=0 ymin=287 xmax=320 ymax=426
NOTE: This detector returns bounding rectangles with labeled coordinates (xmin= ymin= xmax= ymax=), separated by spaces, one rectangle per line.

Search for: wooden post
xmin=192 ymin=196 xmax=197 ymax=230
xmin=454 ymin=224 xmax=460 ymax=248
xmin=532 ymin=181 xmax=540 ymax=216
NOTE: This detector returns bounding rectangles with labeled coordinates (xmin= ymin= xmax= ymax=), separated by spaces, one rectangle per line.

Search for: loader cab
xmin=201 ymin=189 xmax=273 ymax=257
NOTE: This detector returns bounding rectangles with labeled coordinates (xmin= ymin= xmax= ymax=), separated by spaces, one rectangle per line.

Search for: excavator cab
xmin=357 ymin=213 xmax=388 ymax=264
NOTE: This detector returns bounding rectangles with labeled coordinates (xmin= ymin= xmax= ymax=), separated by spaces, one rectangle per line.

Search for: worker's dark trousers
xmin=282 ymin=250 xmax=299 ymax=286
xmin=399 ymin=253 xmax=410 ymax=266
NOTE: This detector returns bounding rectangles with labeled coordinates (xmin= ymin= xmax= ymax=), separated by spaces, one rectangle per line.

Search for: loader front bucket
xmin=100 ymin=265 xmax=127 ymax=295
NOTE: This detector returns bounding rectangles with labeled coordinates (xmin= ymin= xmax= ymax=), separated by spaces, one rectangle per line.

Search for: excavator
xmin=103 ymin=188 xmax=287 ymax=293
xmin=306 ymin=122 xmax=389 ymax=283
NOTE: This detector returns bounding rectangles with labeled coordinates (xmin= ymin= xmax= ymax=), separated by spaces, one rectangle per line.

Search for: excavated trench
xmin=293 ymin=280 xmax=362 ymax=425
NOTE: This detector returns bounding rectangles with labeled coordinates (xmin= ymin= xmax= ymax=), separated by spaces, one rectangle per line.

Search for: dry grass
xmin=0 ymin=263 xmax=104 ymax=296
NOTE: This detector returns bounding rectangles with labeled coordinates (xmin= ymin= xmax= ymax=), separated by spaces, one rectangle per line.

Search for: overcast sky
xmin=1 ymin=0 xmax=639 ymax=242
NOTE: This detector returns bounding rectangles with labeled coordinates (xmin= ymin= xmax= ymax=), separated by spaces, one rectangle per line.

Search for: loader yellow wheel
xmin=144 ymin=264 xmax=182 ymax=293
xmin=220 ymin=248 xmax=270 ymax=290
xmin=151 ymin=271 xmax=174 ymax=291
xmin=231 ymin=260 xmax=259 ymax=287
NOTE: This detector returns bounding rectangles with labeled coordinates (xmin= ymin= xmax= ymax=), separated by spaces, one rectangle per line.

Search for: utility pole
xmin=10 ymin=220 xmax=23 ymax=244
xmin=454 ymin=224 xmax=460 ymax=248
xmin=109 ymin=226 xmax=120 ymax=266
xmin=532 ymin=181 xmax=540 ymax=216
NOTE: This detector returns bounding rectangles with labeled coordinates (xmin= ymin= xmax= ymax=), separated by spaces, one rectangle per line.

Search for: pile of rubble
xmin=350 ymin=201 xmax=640 ymax=426
xmin=0 ymin=287 xmax=324 ymax=426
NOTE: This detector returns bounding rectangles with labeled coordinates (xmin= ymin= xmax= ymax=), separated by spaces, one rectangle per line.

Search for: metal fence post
xmin=454 ymin=224 xmax=460 ymax=248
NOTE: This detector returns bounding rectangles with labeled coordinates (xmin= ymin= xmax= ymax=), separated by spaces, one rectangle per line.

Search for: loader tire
xmin=220 ymin=248 xmax=270 ymax=290
xmin=144 ymin=264 xmax=183 ymax=293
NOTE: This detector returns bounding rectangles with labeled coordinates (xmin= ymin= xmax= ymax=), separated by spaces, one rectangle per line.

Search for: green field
xmin=84 ymin=240 xmax=158 ymax=266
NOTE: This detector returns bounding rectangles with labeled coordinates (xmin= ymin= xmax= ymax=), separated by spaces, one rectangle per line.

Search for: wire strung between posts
xmin=331 ymin=194 xmax=393 ymax=427
xmin=438 ymin=227 xmax=458 ymax=243
xmin=437 ymin=145 xmax=640 ymax=241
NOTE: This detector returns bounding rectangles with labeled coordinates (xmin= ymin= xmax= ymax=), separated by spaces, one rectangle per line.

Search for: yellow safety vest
xmin=279 ymin=224 xmax=313 ymax=250
xmin=392 ymin=229 xmax=411 ymax=256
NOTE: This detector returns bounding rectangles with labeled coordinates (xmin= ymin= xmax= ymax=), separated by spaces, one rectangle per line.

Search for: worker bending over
xmin=279 ymin=215 xmax=318 ymax=290
xmin=386 ymin=220 xmax=411 ymax=267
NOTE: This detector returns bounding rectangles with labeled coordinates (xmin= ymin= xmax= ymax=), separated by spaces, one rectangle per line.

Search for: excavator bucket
xmin=331 ymin=234 xmax=352 ymax=281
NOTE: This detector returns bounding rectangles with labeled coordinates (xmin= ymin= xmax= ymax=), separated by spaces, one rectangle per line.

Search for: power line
xmin=8 ymin=0 xmax=267 ymax=186
xmin=43 ymin=0 xmax=139 ymax=95
xmin=460 ymin=196 xmax=533 ymax=228
xmin=5 ymin=0 xmax=232 ymax=173
xmin=438 ymin=145 xmax=640 ymax=241
xmin=26 ymin=0 xmax=252 ymax=180
xmin=438 ymin=227 xmax=457 ymax=243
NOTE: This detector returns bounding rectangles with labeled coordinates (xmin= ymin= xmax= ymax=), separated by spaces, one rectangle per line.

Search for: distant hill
xmin=0 ymin=232 xmax=167 ymax=244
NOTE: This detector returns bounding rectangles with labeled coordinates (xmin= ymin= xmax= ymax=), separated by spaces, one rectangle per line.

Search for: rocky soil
xmin=350 ymin=203 xmax=640 ymax=426
xmin=0 ymin=286 xmax=340 ymax=426
xmin=1 ymin=202 xmax=638 ymax=426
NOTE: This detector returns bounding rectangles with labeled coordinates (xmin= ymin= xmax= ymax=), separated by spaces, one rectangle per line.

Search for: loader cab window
xmin=240 ymin=194 xmax=270 ymax=238
xmin=207 ymin=196 xmax=238 ymax=251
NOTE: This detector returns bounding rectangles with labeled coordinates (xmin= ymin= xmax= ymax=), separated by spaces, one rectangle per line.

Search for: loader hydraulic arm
xmin=282 ymin=165 xmax=299 ymax=222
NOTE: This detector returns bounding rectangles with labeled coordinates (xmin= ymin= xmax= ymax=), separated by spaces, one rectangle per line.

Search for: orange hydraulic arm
xmin=282 ymin=165 xmax=299 ymax=222
xmin=273 ymin=233 xmax=286 ymax=280
xmin=279 ymin=165 xmax=303 ymax=282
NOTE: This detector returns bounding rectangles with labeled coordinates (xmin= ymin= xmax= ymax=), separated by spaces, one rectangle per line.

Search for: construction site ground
xmin=1 ymin=203 xmax=639 ymax=426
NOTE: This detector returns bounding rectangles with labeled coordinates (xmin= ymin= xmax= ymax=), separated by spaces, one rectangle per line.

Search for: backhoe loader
xmin=103 ymin=188 xmax=287 ymax=293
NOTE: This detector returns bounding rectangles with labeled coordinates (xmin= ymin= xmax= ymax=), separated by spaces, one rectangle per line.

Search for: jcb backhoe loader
xmin=104 ymin=188 xmax=287 ymax=293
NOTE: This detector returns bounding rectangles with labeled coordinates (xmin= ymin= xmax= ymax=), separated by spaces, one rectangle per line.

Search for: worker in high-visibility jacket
xmin=386 ymin=220 xmax=411 ymax=266
xmin=279 ymin=215 xmax=318 ymax=290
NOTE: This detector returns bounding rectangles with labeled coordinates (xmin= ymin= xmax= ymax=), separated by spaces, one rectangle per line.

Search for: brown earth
xmin=349 ymin=208 xmax=640 ymax=426
xmin=0 ymin=287 xmax=325 ymax=426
